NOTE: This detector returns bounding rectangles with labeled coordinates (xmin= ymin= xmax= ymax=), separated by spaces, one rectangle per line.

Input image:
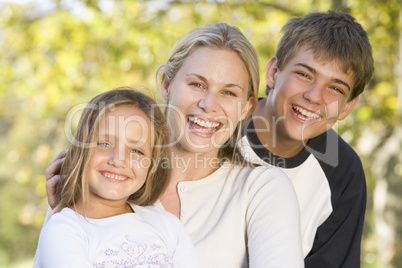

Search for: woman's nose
xmin=198 ymin=90 xmax=218 ymax=113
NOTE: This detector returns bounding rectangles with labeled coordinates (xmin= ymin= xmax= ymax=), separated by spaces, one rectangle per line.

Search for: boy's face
xmin=265 ymin=47 xmax=359 ymax=143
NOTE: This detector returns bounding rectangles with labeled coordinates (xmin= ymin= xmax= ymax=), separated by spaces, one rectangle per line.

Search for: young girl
xmin=35 ymin=88 xmax=201 ymax=267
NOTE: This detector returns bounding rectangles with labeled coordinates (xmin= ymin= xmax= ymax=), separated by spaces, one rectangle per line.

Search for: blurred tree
xmin=371 ymin=1 xmax=402 ymax=267
xmin=0 ymin=0 xmax=399 ymax=267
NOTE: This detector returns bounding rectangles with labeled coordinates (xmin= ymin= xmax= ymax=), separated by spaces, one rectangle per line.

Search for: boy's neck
xmin=253 ymin=99 xmax=307 ymax=158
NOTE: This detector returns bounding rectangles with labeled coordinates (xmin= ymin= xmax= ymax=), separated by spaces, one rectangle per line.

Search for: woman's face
xmin=161 ymin=47 xmax=253 ymax=157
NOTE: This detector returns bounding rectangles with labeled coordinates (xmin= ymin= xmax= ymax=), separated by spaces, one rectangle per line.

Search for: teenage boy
xmin=239 ymin=11 xmax=374 ymax=267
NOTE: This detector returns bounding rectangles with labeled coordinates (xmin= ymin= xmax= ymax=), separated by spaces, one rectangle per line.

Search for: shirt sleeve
xmin=35 ymin=214 xmax=92 ymax=268
xmin=305 ymin=164 xmax=367 ymax=267
xmin=246 ymin=167 xmax=304 ymax=268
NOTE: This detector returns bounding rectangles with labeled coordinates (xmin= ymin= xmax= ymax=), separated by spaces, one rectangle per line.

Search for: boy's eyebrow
xmin=332 ymin=78 xmax=351 ymax=92
xmin=295 ymin=63 xmax=316 ymax=74
xmin=295 ymin=63 xmax=351 ymax=92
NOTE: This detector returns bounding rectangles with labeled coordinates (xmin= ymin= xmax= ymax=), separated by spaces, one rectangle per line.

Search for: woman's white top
xmin=155 ymin=162 xmax=303 ymax=268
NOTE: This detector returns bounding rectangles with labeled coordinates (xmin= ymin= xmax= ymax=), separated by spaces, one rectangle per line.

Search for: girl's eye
xmin=130 ymin=148 xmax=144 ymax=155
xmin=97 ymin=142 xmax=111 ymax=148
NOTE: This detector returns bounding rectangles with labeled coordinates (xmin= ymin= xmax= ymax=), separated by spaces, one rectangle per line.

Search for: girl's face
xmin=161 ymin=47 xmax=253 ymax=157
xmin=86 ymin=105 xmax=153 ymax=203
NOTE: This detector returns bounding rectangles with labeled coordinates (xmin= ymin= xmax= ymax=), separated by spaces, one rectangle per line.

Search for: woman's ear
xmin=240 ymin=96 xmax=254 ymax=121
xmin=161 ymin=73 xmax=170 ymax=100
xmin=265 ymin=57 xmax=278 ymax=90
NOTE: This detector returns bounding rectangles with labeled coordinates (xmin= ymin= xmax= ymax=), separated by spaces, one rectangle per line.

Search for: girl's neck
xmin=72 ymin=198 xmax=133 ymax=219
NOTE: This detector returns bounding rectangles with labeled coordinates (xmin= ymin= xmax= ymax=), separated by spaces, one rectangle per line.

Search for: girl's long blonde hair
xmin=53 ymin=88 xmax=170 ymax=215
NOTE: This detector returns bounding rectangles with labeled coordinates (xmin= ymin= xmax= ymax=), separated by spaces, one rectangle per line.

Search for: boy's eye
xmin=97 ymin=142 xmax=111 ymax=148
xmin=331 ymin=87 xmax=345 ymax=95
xmin=296 ymin=72 xmax=310 ymax=78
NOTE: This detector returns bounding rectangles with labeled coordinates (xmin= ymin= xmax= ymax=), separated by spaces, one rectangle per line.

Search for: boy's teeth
xmin=104 ymin=172 xmax=127 ymax=181
xmin=293 ymin=106 xmax=320 ymax=119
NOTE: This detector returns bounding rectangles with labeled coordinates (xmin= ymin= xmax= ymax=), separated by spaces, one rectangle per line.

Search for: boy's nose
xmin=303 ymin=84 xmax=323 ymax=105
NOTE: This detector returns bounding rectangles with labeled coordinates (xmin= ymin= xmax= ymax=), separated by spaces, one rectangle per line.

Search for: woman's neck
xmin=160 ymin=146 xmax=222 ymax=218
xmin=169 ymin=146 xmax=221 ymax=183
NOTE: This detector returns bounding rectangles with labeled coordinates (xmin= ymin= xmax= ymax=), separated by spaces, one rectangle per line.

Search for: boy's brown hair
xmin=268 ymin=11 xmax=374 ymax=101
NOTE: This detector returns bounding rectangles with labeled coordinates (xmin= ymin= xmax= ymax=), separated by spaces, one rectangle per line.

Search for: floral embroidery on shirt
xmin=93 ymin=234 xmax=172 ymax=268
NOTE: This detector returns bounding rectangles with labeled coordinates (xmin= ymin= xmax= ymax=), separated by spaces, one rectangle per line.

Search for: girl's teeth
xmin=104 ymin=172 xmax=127 ymax=181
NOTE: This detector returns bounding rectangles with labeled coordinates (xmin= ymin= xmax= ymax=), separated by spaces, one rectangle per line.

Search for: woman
xmin=44 ymin=23 xmax=303 ymax=267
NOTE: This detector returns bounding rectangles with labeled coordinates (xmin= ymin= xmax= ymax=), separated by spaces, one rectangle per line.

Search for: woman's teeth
xmin=188 ymin=116 xmax=220 ymax=128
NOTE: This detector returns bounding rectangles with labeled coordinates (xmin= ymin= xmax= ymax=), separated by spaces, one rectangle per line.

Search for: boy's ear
xmin=265 ymin=57 xmax=279 ymax=89
xmin=338 ymin=96 xmax=359 ymax=120
xmin=161 ymin=73 xmax=170 ymax=100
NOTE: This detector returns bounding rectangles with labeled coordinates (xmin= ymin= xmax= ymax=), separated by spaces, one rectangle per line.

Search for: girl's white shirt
xmin=34 ymin=204 xmax=201 ymax=268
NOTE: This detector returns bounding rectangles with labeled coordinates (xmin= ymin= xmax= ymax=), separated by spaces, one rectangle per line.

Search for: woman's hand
xmin=45 ymin=150 xmax=67 ymax=209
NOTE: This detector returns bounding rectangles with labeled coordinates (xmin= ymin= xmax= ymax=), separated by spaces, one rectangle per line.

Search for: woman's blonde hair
xmin=53 ymin=88 xmax=170 ymax=215
xmin=156 ymin=22 xmax=259 ymax=164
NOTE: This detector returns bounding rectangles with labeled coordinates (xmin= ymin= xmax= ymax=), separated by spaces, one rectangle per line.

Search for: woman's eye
xmin=97 ymin=142 xmax=110 ymax=148
xmin=223 ymin=90 xmax=237 ymax=97
xmin=130 ymin=148 xmax=144 ymax=155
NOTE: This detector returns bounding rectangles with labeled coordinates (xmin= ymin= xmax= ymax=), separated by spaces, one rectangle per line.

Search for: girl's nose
xmin=107 ymin=147 xmax=128 ymax=168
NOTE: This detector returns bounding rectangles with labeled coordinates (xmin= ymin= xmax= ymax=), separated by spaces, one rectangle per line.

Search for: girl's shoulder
xmin=39 ymin=208 xmax=87 ymax=243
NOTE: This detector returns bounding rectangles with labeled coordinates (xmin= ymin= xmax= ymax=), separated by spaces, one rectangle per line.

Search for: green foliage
xmin=0 ymin=0 xmax=399 ymax=266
